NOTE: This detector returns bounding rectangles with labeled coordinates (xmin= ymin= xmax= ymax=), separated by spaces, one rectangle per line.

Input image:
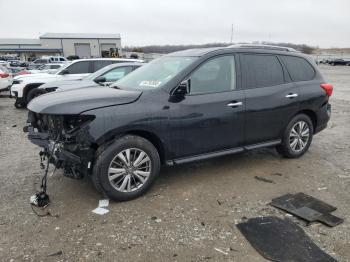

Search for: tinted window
xmin=190 ymin=56 xmax=235 ymax=94
xmin=102 ymin=66 xmax=133 ymax=82
xmin=241 ymin=54 xmax=284 ymax=89
xmin=50 ymin=65 xmax=61 ymax=69
xmin=65 ymin=61 xmax=91 ymax=74
xmin=280 ymin=56 xmax=315 ymax=82
xmin=59 ymin=58 xmax=65 ymax=61
xmin=93 ymin=60 xmax=113 ymax=72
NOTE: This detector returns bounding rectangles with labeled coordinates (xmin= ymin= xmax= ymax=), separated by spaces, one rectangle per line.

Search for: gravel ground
xmin=0 ymin=65 xmax=349 ymax=261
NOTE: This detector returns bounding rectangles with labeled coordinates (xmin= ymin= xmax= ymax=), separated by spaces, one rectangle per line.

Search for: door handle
xmin=227 ymin=101 xmax=243 ymax=107
xmin=285 ymin=93 xmax=298 ymax=98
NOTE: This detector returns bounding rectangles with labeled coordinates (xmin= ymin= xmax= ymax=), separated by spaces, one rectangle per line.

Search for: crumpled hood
xmin=28 ymin=87 xmax=142 ymax=115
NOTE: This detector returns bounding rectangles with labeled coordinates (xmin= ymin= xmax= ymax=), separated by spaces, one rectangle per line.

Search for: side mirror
xmin=60 ymin=69 xmax=69 ymax=75
xmin=173 ymin=80 xmax=190 ymax=96
xmin=94 ymin=76 xmax=106 ymax=83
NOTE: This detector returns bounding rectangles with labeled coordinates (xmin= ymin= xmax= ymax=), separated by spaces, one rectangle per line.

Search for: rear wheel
xmin=92 ymin=135 xmax=160 ymax=201
xmin=276 ymin=114 xmax=313 ymax=158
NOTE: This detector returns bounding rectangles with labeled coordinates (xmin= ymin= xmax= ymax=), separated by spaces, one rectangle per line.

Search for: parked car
xmin=25 ymin=46 xmax=333 ymax=201
xmin=0 ymin=65 xmax=13 ymax=92
xmin=33 ymin=62 xmax=143 ymax=98
xmin=8 ymin=67 xmax=30 ymax=77
xmin=28 ymin=63 xmax=67 ymax=74
xmin=11 ymin=58 xmax=143 ymax=108
xmin=9 ymin=60 xmax=29 ymax=68
xmin=328 ymin=58 xmax=350 ymax=66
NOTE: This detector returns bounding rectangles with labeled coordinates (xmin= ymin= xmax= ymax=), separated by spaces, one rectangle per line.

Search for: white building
xmin=0 ymin=33 xmax=122 ymax=61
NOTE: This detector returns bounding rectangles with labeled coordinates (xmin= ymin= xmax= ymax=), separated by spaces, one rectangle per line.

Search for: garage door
xmin=74 ymin=43 xmax=91 ymax=58
xmin=100 ymin=44 xmax=116 ymax=57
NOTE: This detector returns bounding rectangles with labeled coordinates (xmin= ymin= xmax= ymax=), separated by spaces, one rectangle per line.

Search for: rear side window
xmin=280 ymin=56 xmax=315 ymax=82
xmin=65 ymin=61 xmax=91 ymax=74
xmin=241 ymin=54 xmax=284 ymax=89
xmin=93 ymin=60 xmax=113 ymax=72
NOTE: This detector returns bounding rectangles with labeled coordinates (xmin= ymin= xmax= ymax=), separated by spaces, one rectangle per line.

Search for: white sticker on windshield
xmin=139 ymin=80 xmax=162 ymax=87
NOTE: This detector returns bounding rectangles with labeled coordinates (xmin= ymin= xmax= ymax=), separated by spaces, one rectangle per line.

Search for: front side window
xmin=280 ymin=55 xmax=315 ymax=82
xmin=114 ymin=56 xmax=195 ymax=90
xmin=241 ymin=54 xmax=285 ymax=89
xmin=189 ymin=55 xmax=235 ymax=94
xmin=64 ymin=61 xmax=91 ymax=74
xmin=102 ymin=66 xmax=133 ymax=82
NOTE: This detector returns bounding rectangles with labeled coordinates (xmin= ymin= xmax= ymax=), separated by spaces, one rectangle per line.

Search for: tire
xmin=14 ymin=98 xmax=25 ymax=108
xmin=26 ymin=88 xmax=43 ymax=104
xmin=92 ymin=135 xmax=161 ymax=201
xmin=276 ymin=114 xmax=314 ymax=158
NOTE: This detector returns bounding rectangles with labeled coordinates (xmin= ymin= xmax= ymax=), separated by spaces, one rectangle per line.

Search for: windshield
xmin=112 ymin=56 xmax=195 ymax=90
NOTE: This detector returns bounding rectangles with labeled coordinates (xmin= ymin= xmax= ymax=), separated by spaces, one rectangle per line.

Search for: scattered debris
xmin=271 ymin=172 xmax=283 ymax=176
xmin=270 ymin=193 xmax=343 ymax=227
xmin=92 ymin=207 xmax=109 ymax=215
xmin=11 ymin=124 xmax=17 ymax=127
xmin=214 ymin=248 xmax=228 ymax=255
xmin=237 ymin=216 xmax=337 ymax=262
xmin=98 ymin=199 xmax=109 ymax=208
xmin=217 ymin=200 xmax=223 ymax=205
xmin=317 ymin=187 xmax=327 ymax=191
xmin=254 ymin=176 xmax=275 ymax=184
xmin=92 ymin=199 xmax=110 ymax=215
xmin=48 ymin=250 xmax=63 ymax=257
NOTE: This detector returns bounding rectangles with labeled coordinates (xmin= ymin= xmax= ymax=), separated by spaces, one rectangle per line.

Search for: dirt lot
xmin=0 ymin=65 xmax=349 ymax=261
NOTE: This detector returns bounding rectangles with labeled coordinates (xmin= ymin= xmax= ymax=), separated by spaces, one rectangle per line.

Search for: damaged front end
xmin=25 ymin=111 xmax=96 ymax=179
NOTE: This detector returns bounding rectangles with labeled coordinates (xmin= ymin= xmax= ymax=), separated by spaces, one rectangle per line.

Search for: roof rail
xmin=227 ymin=44 xmax=298 ymax=52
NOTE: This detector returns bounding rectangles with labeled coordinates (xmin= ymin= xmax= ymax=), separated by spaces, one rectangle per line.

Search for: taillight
xmin=19 ymin=71 xmax=29 ymax=75
xmin=320 ymin=83 xmax=333 ymax=97
xmin=0 ymin=73 xmax=9 ymax=78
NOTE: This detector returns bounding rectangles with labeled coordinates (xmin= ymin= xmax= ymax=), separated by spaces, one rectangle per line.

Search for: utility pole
xmin=230 ymin=24 xmax=234 ymax=44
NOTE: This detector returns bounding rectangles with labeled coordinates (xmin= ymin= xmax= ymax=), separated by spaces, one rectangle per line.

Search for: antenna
xmin=230 ymin=24 xmax=234 ymax=44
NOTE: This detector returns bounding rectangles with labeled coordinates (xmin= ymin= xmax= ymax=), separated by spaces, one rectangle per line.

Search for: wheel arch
xmin=97 ymin=129 xmax=167 ymax=165
xmin=294 ymin=110 xmax=317 ymax=132
xmin=23 ymin=83 xmax=44 ymax=100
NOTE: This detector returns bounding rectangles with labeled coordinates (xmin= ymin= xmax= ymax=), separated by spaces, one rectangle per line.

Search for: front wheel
xmin=92 ymin=135 xmax=160 ymax=201
xmin=276 ymin=114 xmax=314 ymax=158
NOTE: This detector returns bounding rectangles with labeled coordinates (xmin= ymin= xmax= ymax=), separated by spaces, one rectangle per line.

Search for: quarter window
xmin=189 ymin=56 xmax=236 ymax=94
xmin=280 ymin=55 xmax=315 ymax=82
xmin=241 ymin=54 xmax=285 ymax=89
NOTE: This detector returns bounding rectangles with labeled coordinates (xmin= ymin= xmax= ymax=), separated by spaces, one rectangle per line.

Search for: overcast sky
xmin=1 ymin=0 xmax=349 ymax=48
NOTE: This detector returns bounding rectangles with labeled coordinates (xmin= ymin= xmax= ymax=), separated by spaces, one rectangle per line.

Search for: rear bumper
xmin=314 ymin=103 xmax=331 ymax=134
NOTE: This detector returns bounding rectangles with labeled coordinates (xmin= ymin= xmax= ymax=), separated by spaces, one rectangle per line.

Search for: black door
xmin=168 ymin=55 xmax=245 ymax=159
xmin=240 ymin=53 xmax=300 ymax=145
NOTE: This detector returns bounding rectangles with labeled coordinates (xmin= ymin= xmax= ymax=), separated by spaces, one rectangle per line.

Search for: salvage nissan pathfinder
xmin=25 ymin=45 xmax=333 ymax=201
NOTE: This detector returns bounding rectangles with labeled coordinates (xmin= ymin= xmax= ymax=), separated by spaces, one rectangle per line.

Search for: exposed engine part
xmin=25 ymin=112 xmax=96 ymax=180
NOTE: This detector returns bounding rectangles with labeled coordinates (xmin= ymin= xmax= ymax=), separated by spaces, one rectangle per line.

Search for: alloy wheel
xmin=108 ymin=148 xmax=152 ymax=192
xmin=289 ymin=121 xmax=310 ymax=152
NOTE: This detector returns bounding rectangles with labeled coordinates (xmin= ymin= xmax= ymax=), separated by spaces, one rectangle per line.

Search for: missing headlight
xmin=64 ymin=115 xmax=95 ymax=134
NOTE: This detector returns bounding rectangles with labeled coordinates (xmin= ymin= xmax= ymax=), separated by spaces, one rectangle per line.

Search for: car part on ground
xmin=237 ymin=216 xmax=337 ymax=262
xmin=270 ymin=192 xmax=343 ymax=227
xmin=25 ymin=45 xmax=332 ymax=201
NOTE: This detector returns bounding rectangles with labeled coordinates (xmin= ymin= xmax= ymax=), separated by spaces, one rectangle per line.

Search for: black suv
xmin=26 ymin=45 xmax=333 ymax=201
